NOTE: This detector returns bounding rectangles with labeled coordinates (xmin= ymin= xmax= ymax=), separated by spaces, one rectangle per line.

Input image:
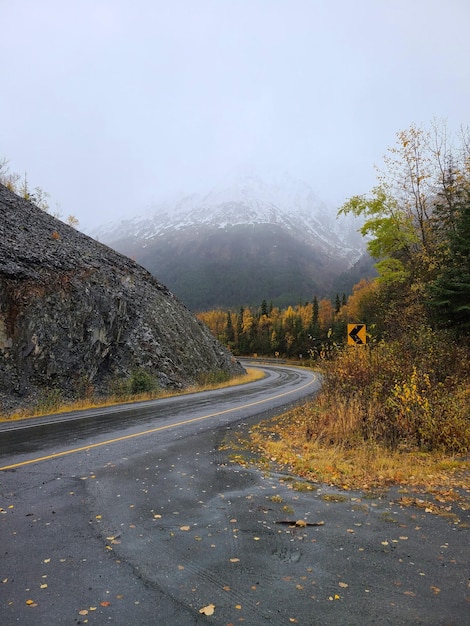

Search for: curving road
xmin=0 ymin=363 xmax=318 ymax=469
xmin=1 ymin=363 xmax=468 ymax=625
xmin=0 ymin=363 xmax=321 ymax=625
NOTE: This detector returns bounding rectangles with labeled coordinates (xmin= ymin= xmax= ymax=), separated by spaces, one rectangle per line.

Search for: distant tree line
xmin=198 ymin=294 xmax=349 ymax=358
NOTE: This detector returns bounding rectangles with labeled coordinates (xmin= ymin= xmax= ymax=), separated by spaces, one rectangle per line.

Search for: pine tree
xmin=225 ymin=311 xmax=235 ymax=345
xmin=335 ymin=293 xmax=341 ymax=314
xmin=431 ymin=191 xmax=470 ymax=330
xmin=308 ymin=296 xmax=320 ymax=337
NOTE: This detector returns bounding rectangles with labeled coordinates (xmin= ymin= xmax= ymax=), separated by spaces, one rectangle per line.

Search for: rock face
xmin=0 ymin=184 xmax=244 ymax=414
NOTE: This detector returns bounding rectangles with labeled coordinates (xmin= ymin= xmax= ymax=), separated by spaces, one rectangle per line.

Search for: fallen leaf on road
xmin=230 ymin=558 xmax=240 ymax=563
xmin=180 ymin=525 xmax=190 ymax=531
xmin=430 ymin=586 xmax=441 ymax=594
xmin=100 ymin=601 xmax=111 ymax=607
xmin=339 ymin=582 xmax=348 ymax=588
xmin=199 ymin=603 xmax=215 ymax=615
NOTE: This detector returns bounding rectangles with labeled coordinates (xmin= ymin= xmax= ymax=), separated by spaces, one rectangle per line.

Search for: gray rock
xmin=0 ymin=184 xmax=244 ymax=413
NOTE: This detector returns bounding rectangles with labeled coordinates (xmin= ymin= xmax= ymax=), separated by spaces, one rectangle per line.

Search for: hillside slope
xmin=0 ymin=184 xmax=243 ymax=413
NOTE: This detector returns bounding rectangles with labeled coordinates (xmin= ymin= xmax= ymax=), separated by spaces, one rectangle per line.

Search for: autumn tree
xmin=318 ymin=298 xmax=334 ymax=333
xmin=339 ymin=120 xmax=470 ymax=338
xmin=339 ymin=122 xmax=462 ymax=286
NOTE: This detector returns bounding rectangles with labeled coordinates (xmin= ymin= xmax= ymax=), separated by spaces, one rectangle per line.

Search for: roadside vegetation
xmin=0 ymin=157 xmax=79 ymax=226
xmin=228 ymin=121 xmax=470 ymax=502
xmin=0 ymin=368 xmax=264 ymax=423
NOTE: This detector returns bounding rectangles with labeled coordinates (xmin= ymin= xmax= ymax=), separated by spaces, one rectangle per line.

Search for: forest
xmin=198 ymin=294 xmax=350 ymax=359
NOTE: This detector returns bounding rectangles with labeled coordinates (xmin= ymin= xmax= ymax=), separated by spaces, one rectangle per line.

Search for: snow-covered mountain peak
xmin=92 ymin=172 xmax=365 ymax=260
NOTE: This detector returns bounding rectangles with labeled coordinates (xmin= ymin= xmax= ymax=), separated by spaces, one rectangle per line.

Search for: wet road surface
xmin=0 ymin=364 xmax=469 ymax=625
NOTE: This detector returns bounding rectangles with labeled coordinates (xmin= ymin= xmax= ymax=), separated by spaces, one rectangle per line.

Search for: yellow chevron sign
xmin=347 ymin=324 xmax=366 ymax=345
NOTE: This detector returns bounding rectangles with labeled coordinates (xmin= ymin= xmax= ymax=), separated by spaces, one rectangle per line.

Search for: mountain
xmin=94 ymin=174 xmax=368 ymax=311
xmin=0 ymin=183 xmax=243 ymax=414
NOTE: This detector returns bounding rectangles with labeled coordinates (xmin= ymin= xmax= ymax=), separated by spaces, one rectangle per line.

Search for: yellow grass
xmin=245 ymin=405 xmax=470 ymax=517
xmin=0 ymin=367 xmax=264 ymax=423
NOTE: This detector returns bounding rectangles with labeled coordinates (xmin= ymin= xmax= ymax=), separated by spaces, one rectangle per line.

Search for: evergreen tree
xmin=235 ymin=307 xmax=244 ymax=353
xmin=308 ymin=295 xmax=320 ymax=337
xmin=225 ymin=311 xmax=235 ymax=345
xmin=335 ymin=293 xmax=341 ymax=314
xmin=431 ymin=191 xmax=470 ymax=330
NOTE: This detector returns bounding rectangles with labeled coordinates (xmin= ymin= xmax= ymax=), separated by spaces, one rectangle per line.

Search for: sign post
xmin=347 ymin=324 xmax=366 ymax=346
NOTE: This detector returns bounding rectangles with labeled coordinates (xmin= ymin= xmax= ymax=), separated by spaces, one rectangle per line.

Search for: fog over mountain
xmin=95 ymin=173 xmax=371 ymax=311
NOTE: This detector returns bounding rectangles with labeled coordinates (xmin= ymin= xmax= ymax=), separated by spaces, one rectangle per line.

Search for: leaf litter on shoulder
xmin=245 ymin=409 xmax=470 ymax=517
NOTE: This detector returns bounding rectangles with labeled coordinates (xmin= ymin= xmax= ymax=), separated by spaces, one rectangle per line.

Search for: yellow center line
xmin=0 ymin=375 xmax=316 ymax=471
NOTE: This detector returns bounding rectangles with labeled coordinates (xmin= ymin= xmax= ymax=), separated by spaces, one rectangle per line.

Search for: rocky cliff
xmin=0 ymin=184 xmax=244 ymax=414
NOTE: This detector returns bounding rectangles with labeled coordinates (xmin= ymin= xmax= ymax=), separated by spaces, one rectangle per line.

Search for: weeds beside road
xmin=243 ymin=337 xmax=470 ymax=522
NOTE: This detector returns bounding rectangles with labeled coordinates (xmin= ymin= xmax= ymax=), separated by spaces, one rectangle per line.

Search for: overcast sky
xmin=1 ymin=0 xmax=469 ymax=229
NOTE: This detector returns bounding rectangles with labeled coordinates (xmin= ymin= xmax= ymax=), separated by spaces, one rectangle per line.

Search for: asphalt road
xmin=0 ymin=363 xmax=469 ymax=625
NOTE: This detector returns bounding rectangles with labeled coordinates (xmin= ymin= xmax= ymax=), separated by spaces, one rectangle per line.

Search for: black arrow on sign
xmin=349 ymin=324 xmax=365 ymax=344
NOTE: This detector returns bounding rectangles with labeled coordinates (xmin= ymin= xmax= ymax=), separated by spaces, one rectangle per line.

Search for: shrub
xmin=109 ymin=369 xmax=159 ymax=398
xmin=196 ymin=369 xmax=230 ymax=386
xmin=309 ymin=330 xmax=470 ymax=454
xmin=128 ymin=369 xmax=157 ymax=394
xmin=36 ymin=388 xmax=63 ymax=414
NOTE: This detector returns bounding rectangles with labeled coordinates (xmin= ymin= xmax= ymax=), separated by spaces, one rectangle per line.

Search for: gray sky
xmin=1 ymin=0 xmax=469 ymax=229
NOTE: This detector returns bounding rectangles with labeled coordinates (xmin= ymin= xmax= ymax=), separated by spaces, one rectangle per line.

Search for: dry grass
xmin=241 ymin=336 xmax=469 ymax=504
xmin=248 ymin=405 xmax=469 ymax=490
xmin=246 ymin=404 xmax=470 ymax=516
xmin=0 ymin=367 xmax=264 ymax=423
